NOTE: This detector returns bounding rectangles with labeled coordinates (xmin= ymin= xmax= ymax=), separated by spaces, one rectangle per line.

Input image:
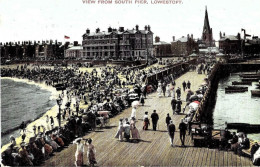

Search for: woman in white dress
xmin=73 ymin=138 xmax=84 ymax=167
xmin=115 ymin=119 xmax=124 ymax=141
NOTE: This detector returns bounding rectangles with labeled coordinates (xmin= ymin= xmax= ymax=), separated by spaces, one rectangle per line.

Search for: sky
xmin=0 ymin=0 xmax=260 ymax=44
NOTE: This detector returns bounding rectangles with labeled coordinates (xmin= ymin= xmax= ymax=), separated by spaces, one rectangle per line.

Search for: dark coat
xmin=168 ymin=124 xmax=175 ymax=135
xmin=151 ymin=113 xmax=159 ymax=123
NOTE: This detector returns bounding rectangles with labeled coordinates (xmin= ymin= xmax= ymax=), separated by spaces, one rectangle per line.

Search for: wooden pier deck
xmin=43 ymin=71 xmax=254 ymax=166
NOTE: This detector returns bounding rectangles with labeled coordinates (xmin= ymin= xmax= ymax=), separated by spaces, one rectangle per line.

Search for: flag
xmin=241 ymin=28 xmax=245 ymax=31
xmin=245 ymin=34 xmax=251 ymax=37
xmin=64 ymin=35 xmax=70 ymax=39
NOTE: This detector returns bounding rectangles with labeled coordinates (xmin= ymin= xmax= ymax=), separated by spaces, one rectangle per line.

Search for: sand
xmin=1 ymin=77 xmax=73 ymax=153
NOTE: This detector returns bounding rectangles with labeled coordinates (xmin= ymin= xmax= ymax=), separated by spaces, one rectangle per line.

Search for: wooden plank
xmin=200 ymin=148 xmax=209 ymax=166
xmin=205 ymin=149 xmax=213 ymax=166
xmin=191 ymin=146 xmax=203 ymax=166
xmin=218 ymin=150 xmax=224 ymax=167
xmin=227 ymin=151 xmax=233 ymax=167
xmin=214 ymin=148 xmax=220 ymax=166
xmin=210 ymin=148 xmax=216 ymax=166
xmin=231 ymin=151 xmax=238 ymax=166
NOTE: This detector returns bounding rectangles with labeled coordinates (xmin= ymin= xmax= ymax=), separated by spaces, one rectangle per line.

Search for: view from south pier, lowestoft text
xmin=82 ymin=0 xmax=183 ymax=4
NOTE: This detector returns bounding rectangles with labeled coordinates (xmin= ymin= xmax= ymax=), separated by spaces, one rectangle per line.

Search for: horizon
xmin=0 ymin=0 xmax=260 ymax=44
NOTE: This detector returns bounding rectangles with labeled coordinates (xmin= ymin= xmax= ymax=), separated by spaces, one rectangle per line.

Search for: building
xmin=82 ymin=25 xmax=153 ymax=61
xmin=0 ymin=40 xmax=65 ymax=61
xmin=244 ymin=36 xmax=260 ymax=56
xmin=199 ymin=6 xmax=215 ymax=48
xmin=171 ymin=34 xmax=198 ymax=58
xmin=219 ymin=32 xmax=241 ymax=54
xmin=65 ymin=42 xmax=83 ymax=59
xmin=153 ymin=36 xmax=172 ymax=58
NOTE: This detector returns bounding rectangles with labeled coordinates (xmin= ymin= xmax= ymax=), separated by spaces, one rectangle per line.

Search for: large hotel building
xmin=82 ymin=25 xmax=153 ymax=60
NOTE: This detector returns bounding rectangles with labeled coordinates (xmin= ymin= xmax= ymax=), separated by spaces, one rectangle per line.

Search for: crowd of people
xmin=220 ymin=130 xmax=260 ymax=165
xmin=2 ymin=61 xmax=258 ymax=166
xmin=2 ymin=63 xmax=181 ymax=166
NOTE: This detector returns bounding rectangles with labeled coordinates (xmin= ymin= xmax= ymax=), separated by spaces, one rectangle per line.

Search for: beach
xmin=1 ymin=76 xmax=67 ymax=153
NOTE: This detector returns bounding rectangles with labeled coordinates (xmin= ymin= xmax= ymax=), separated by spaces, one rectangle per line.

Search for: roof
xmin=154 ymin=41 xmax=170 ymax=45
xmin=66 ymin=46 xmax=83 ymax=50
xmin=175 ymin=37 xmax=188 ymax=43
xmin=83 ymin=28 xmax=153 ymax=37
xmin=189 ymin=53 xmax=198 ymax=57
xmin=216 ymin=53 xmax=225 ymax=56
xmin=219 ymin=35 xmax=239 ymax=41
xmin=199 ymin=47 xmax=220 ymax=54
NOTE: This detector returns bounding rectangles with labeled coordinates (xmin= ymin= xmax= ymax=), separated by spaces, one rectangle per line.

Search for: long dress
xmin=131 ymin=108 xmax=136 ymax=120
xmin=115 ymin=122 xmax=124 ymax=141
xmin=130 ymin=121 xmax=140 ymax=140
xmin=73 ymin=141 xmax=84 ymax=167
xmin=87 ymin=144 xmax=97 ymax=165
xmin=123 ymin=123 xmax=131 ymax=140
xmin=166 ymin=85 xmax=171 ymax=97
xmin=157 ymin=83 xmax=162 ymax=97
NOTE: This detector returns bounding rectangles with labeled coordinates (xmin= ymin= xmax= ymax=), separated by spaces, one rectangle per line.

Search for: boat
xmin=251 ymin=90 xmax=260 ymax=97
xmin=239 ymin=74 xmax=260 ymax=78
xmin=227 ymin=123 xmax=260 ymax=133
xmin=242 ymin=78 xmax=259 ymax=82
xmin=225 ymin=86 xmax=248 ymax=93
xmin=232 ymin=81 xmax=252 ymax=85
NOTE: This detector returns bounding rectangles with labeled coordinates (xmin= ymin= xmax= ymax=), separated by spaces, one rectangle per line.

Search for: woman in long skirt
xmin=115 ymin=119 xmax=124 ymax=141
xmin=130 ymin=119 xmax=140 ymax=141
xmin=73 ymin=138 xmax=84 ymax=167
xmin=86 ymin=138 xmax=97 ymax=166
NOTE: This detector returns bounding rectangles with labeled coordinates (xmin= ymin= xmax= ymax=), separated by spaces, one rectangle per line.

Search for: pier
xmin=42 ymin=70 xmax=254 ymax=166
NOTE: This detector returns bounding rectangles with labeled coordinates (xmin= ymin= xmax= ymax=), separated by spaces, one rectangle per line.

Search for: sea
xmin=213 ymin=73 xmax=260 ymax=141
xmin=1 ymin=78 xmax=56 ymax=146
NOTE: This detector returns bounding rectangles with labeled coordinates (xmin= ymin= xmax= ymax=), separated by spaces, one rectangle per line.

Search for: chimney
xmin=237 ymin=33 xmax=241 ymax=40
xmin=18 ymin=41 xmax=20 ymax=44
xmin=191 ymin=34 xmax=193 ymax=39
xmin=220 ymin=31 xmax=222 ymax=39
xmin=135 ymin=25 xmax=139 ymax=31
xmin=96 ymin=28 xmax=100 ymax=33
xmin=119 ymin=27 xmax=124 ymax=32
xmin=108 ymin=27 xmax=112 ymax=33
xmin=187 ymin=34 xmax=190 ymax=40
xmin=86 ymin=29 xmax=90 ymax=34
xmin=148 ymin=25 xmax=151 ymax=31
xmin=223 ymin=32 xmax=225 ymax=37
xmin=74 ymin=41 xmax=78 ymax=46
xmin=172 ymin=36 xmax=175 ymax=41
xmin=144 ymin=25 xmax=148 ymax=31
xmin=155 ymin=36 xmax=160 ymax=43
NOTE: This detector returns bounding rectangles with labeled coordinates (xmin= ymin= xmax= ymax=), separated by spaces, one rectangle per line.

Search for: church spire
xmin=202 ymin=6 xmax=214 ymax=47
xmin=203 ymin=6 xmax=210 ymax=33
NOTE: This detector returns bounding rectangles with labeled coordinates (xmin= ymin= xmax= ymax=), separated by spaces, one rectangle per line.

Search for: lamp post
xmin=56 ymin=98 xmax=62 ymax=127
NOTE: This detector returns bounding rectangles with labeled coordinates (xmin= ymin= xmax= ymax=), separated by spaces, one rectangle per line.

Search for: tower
xmin=202 ymin=6 xmax=213 ymax=47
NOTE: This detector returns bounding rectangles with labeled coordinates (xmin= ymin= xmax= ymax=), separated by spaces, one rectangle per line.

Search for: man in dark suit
xmin=179 ymin=119 xmax=187 ymax=146
xmin=151 ymin=110 xmax=159 ymax=131
xmin=168 ymin=120 xmax=175 ymax=147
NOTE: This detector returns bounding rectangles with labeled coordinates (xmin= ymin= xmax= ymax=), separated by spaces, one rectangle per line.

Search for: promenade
xmin=43 ymin=71 xmax=253 ymax=166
